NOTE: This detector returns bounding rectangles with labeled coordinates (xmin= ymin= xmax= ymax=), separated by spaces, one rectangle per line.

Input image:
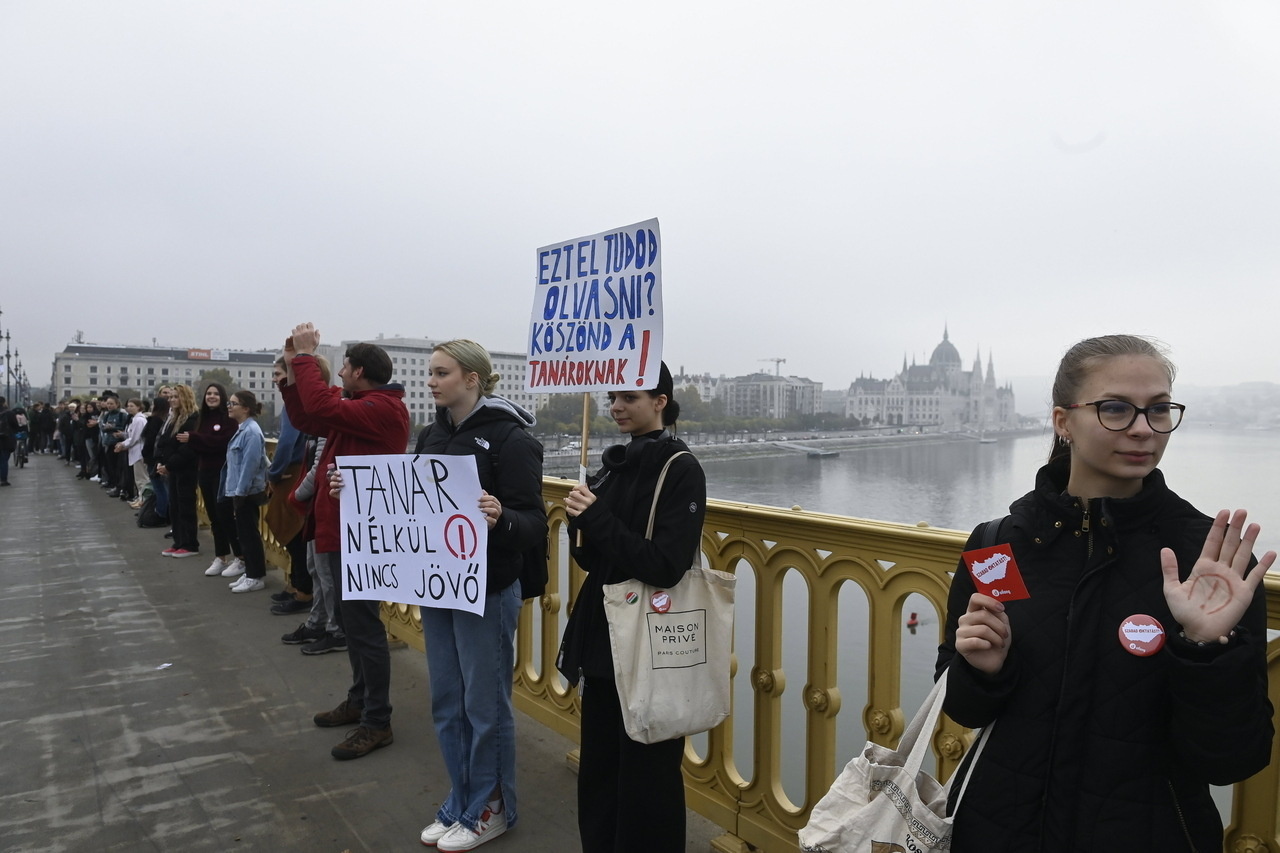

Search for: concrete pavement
xmin=0 ymin=454 xmax=719 ymax=852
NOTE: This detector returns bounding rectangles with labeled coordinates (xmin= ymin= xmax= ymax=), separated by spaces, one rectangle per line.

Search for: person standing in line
xmin=558 ymin=363 xmax=706 ymax=853
xmin=937 ymin=334 xmax=1274 ymax=852
xmin=155 ymin=385 xmax=201 ymax=559
xmin=264 ymin=356 xmax=312 ymax=616
xmin=114 ymin=397 xmax=149 ymax=504
xmin=98 ymin=393 xmax=128 ymax=495
xmin=0 ymin=396 xmax=18 ymax=486
xmin=182 ymin=383 xmax=243 ymax=580
xmin=280 ymin=323 xmax=409 ymax=761
xmin=407 ymin=340 xmax=546 ymax=852
xmin=222 ymin=390 xmax=269 ymax=594
xmin=80 ymin=399 xmax=101 ymax=481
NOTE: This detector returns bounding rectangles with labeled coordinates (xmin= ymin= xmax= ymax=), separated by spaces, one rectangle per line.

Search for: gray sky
xmin=3 ymin=1 xmax=1278 ymax=410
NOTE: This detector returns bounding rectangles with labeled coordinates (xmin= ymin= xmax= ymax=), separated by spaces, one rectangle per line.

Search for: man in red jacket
xmin=281 ymin=322 xmax=410 ymax=760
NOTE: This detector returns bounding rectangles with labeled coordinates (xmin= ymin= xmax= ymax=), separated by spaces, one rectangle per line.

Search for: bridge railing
xmin=244 ymin=468 xmax=1279 ymax=853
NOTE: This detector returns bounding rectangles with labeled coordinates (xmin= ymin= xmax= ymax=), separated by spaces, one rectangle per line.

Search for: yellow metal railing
xmin=250 ymin=469 xmax=1279 ymax=853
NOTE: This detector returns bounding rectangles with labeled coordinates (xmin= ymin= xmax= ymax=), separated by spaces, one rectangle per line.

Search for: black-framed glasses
xmin=1063 ymin=399 xmax=1185 ymax=433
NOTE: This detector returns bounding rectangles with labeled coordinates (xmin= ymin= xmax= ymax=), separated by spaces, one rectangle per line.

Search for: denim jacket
xmin=219 ymin=417 xmax=267 ymax=499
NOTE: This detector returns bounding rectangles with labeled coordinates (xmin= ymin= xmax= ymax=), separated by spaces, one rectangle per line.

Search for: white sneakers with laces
xmin=420 ymin=820 xmax=455 ymax=846
xmin=204 ymin=556 xmax=229 ymax=577
xmin=230 ymin=575 xmax=265 ymax=593
xmin=220 ymin=557 xmax=246 ymax=578
xmin=436 ymin=808 xmax=507 ymax=852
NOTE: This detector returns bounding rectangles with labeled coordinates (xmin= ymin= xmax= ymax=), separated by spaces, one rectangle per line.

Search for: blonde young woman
xmin=937 ymin=335 xmax=1274 ymax=851
xmin=155 ymin=385 xmax=201 ymax=558
xmin=410 ymin=340 xmax=546 ymax=852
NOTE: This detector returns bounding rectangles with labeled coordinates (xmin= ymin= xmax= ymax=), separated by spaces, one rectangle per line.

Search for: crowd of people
xmin=2 ymin=329 xmax=1274 ymax=853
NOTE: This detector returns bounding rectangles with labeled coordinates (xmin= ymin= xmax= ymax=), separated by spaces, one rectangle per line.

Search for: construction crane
xmin=759 ymin=357 xmax=786 ymax=376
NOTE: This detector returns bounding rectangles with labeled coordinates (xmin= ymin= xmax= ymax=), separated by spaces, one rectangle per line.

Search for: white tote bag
xmin=798 ymin=670 xmax=990 ymax=853
xmin=603 ymin=452 xmax=736 ymax=744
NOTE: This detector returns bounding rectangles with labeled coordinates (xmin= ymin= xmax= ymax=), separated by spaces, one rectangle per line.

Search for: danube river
xmin=694 ymin=424 xmax=1277 ymax=810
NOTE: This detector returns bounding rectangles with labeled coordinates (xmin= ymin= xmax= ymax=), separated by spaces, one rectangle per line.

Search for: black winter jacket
xmin=558 ymin=431 xmax=707 ymax=682
xmin=154 ymin=414 xmax=199 ymax=473
xmin=414 ymin=397 xmax=546 ymax=594
xmin=937 ymin=462 xmax=1272 ymax=852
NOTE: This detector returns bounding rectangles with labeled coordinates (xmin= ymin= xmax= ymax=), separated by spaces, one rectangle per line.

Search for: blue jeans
xmin=423 ymin=581 xmax=522 ymax=832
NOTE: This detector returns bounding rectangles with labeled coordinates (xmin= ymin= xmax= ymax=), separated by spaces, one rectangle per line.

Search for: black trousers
xmin=578 ymin=675 xmax=686 ymax=853
xmin=285 ymin=531 xmax=311 ymax=594
xmin=168 ymin=469 xmax=200 ymax=552
xmin=320 ymin=550 xmax=392 ymax=729
xmin=231 ymin=496 xmax=267 ymax=579
xmin=198 ymin=467 xmax=240 ymax=557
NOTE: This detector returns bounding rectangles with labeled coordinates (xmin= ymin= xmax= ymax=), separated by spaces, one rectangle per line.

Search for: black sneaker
xmin=301 ymin=634 xmax=347 ymax=656
xmin=270 ymin=590 xmax=294 ymax=602
xmin=271 ymin=597 xmax=311 ymax=616
xmin=280 ymin=623 xmax=325 ymax=645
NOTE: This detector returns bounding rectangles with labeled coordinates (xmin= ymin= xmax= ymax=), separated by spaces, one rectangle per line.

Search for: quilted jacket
xmin=936 ymin=461 xmax=1272 ymax=852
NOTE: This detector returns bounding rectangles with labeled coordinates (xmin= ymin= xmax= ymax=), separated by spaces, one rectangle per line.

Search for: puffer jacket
xmin=414 ymin=396 xmax=546 ymax=594
xmin=936 ymin=461 xmax=1272 ymax=852
xmin=557 ymin=430 xmax=706 ymax=682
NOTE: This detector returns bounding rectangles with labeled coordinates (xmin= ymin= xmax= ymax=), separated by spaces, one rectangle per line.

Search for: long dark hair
xmin=199 ymin=382 xmax=229 ymax=425
xmin=1047 ymin=335 xmax=1176 ymax=465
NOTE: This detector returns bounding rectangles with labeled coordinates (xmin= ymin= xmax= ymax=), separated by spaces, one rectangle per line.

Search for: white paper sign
xmin=526 ymin=217 xmax=663 ymax=393
xmin=337 ymin=453 xmax=488 ymax=615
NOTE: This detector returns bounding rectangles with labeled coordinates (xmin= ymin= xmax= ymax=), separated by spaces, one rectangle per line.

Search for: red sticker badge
xmin=1118 ymin=614 xmax=1165 ymax=657
xmin=650 ymin=590 xmax=671 ymax=613
xmin=961 ymin=544 xmax=1031 ymax=602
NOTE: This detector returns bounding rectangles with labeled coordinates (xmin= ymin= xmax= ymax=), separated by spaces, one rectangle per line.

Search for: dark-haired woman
xmin=182 ymin=383 xmax=242 ymax=579
xmin=222 ymin=390 xmax=268 ymax=594
xmin=558 ymin=362 xmax=707 ymax=853
xmin=936 ymin=334 xmax=1274 ymax=852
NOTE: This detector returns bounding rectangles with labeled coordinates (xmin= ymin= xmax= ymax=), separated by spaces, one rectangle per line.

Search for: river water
xmin=695 ymin=424 xmax=1278 ymax=808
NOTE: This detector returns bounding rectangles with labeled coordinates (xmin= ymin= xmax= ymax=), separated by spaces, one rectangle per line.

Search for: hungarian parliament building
xmin=845 ymin=328 xmax=1017 ymax=429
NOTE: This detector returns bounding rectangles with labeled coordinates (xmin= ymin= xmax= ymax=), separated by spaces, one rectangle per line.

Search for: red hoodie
xmin=280 ymin=353 xmax=410 ymax=554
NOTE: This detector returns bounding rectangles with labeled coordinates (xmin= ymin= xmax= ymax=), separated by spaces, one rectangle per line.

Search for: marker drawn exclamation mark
xmin=636 ymin=330 xmax=650 ymax=386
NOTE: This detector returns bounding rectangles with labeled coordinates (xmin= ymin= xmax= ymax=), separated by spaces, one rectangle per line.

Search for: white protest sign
xmin=526 ymin=217 xmax=663 ymax=393
xmin=337 ymin=453 xmax=488 ymax=616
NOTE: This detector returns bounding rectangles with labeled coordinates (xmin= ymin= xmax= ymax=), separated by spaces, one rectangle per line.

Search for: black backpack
xmin=136 ymin=493 xmax=168 ymax=528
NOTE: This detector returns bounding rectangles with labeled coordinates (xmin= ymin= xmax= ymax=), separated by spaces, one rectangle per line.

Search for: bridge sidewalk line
xmin=0 ymin=455 xmax=720 ymax=852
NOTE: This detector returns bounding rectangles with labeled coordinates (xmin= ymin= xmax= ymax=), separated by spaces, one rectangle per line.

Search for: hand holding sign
xmin=956 ymin=593 xmax=1011 ymax=676
xmin=1161 ymin=509 xmax=1275 ymax=644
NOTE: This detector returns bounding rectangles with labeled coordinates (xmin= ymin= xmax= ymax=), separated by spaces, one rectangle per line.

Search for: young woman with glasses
xmin=936 ymin=334 xmax=1274 ymax=852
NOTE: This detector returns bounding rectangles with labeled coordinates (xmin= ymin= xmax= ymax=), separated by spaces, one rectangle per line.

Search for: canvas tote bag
xmin=603 ymin=451 xmax=736 ymax=744
xmin=798 ymin=669 xmax=990 ymax=853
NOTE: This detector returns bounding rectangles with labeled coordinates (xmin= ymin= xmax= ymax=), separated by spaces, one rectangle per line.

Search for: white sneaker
xmin=437 ymin=809 xmax=507 ymax=852
xmin=220 ymin=558 xmax=246 ymax=578
xmin=89 ymin=475 xmax=100 ymax=483
xmin=231 ymin=576 xmax=265 ymax=593
xmin=204 ymin=557 xmax=229 ymax=577
xmin=420 ymin=820 xmax=456 ymax=847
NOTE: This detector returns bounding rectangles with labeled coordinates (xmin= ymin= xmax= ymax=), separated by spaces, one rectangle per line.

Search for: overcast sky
xmin=2 ymin=1 xmax=1278 ymax=413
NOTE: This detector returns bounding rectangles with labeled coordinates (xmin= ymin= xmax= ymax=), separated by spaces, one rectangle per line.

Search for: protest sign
xmin=526 ymin=218 xmax=663 ymax=393
xmin=337 ymin=453 xmax=488 ymax=616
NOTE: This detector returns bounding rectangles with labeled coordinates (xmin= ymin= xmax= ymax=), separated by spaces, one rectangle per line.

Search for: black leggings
xmin=231 ymin=496 xmax=267 ymax=580
xmin=198 ymin=467 xmax=241 ymax=557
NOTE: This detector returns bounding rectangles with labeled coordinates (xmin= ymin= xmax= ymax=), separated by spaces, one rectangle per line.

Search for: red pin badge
xmin=961 ymin=544 xmax=1030 ymax=601
xmin=1118 ymin=614 xmax=1165 ymax=657
xmin=650 ymin=590 xmax=671 ymax=613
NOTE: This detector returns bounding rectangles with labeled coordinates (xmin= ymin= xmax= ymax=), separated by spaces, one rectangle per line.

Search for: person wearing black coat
xmin=155 ymin=385 xmax=201 ymax=557
xmin=559 ymin=363 xmax=707 ymax=853
xmin=411 ymin=340 xmax=546 ymax=853
xmin=937 ymin=335 xmax=1274 ymax=852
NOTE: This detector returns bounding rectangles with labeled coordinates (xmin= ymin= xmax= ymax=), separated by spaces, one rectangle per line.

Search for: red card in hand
xmin=961 ymin=543 xmax=1030 ymax=601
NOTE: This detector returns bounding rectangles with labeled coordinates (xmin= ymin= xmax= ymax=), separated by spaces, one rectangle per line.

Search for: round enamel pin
xmin=650 ymin=590 xmax=671 ymax=613
xmin=1118 ymin=614 xmax=1165 ymax=657
xmin=624 ymin=591 xmax=639 ymax=605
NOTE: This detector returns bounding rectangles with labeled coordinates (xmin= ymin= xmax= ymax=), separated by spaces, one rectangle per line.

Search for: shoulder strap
xmin=643 ymin=451 xmax=690 ymax=540
xmin=979 ymin=514 xmax=1010 ymax=548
